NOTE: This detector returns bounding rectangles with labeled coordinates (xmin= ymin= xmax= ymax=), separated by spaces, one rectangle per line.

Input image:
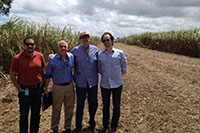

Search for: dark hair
xmin=24 ymin=37 xmax=34 ymax=44
xmin=101 ymin=32 xmax=114 ymax=43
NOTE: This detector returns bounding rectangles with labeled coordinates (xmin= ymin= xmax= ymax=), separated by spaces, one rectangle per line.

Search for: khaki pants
xmin=51 ymin=82 xmax=75 ymax=130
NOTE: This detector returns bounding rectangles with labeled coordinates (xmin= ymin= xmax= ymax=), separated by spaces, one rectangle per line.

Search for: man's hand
xmin=10 ymin=71 xmax=24 ymax=92
xmin=18 ymin=88 xmax=24 ymax=92
xmin=122 ymin=71 xmax=127 ymax=76
xmin=48 ymin=54 xmax=54 ymax=61
xmin=44 ymin=87 xmax=48 ymax=95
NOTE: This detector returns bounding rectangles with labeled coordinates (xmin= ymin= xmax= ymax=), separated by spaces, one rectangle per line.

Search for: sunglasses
xmin=25 ymin=43 xmax=35 ymax=46
xmin=80 ymin=35 xmax=90 ymax=39
xmin=102 ymin=39 xmax=110 ymax=43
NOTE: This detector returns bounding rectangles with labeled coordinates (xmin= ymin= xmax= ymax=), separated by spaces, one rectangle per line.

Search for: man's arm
xmin=121 ymin=51 xmax=128 ymax=76
xmin=10 ymin=71 xmax=24 ymax=92
xmin=42 ymin=67 xmax=49 ymax=94
xmin=41 ymin=55 xmax=48 ymax=94
xmin=44 ymin=78 xmax=50 ymax=95
xmin=44 ymin=58 xmax=54 ymax=95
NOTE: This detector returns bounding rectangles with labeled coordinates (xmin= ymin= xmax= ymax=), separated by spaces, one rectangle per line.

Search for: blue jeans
xmin=101 ymin=85 xmax=123 ymax=130
xmin=18 ymin=82 xmax=44 ymax=133
xmin=75 ymin=84 xmax=98 ymax=130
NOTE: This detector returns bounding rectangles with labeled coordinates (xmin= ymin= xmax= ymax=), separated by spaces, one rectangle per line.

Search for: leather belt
xmin=56 ymin=82 xmax=71 ymax=86
xmin=20 ymin=82 xmax=41 ymax=89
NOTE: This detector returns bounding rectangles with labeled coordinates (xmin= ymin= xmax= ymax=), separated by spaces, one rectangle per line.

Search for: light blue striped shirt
xmin=45 ymin=52 xmax=74 ymax=84
xmin=98 ymin=47 xmax=128 ymax=89
xmin=71 ymin=45 xmax=99 ymax=88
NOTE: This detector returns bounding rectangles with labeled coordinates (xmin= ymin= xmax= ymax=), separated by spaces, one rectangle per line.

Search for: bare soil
xmin=0 ymin=43 xmax=200 ymax=133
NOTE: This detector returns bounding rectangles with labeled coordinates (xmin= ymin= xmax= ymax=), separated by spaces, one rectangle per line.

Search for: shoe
xmin=111 ymin=128 xmax=117 ymax=133
xmin=73 ymin=128 xmax=81 ymax=133
xmin=103 ymin=128 xmax=107 ymax=132
xmin=103 ymin=126 xmax=110 ymax=132
xmin=52 ymin=129 xmax=58 ymax=133
xmin=90 ymin=127 xmax=98 ymax=133
xmin=64 ymin=129 xmax=71 ymax=133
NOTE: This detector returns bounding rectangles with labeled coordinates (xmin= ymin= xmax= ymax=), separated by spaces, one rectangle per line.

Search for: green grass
xmin=0 ymin=16 xmax=101 ymax=73
xmin=117 ymin=29 xmax=200 ymax=58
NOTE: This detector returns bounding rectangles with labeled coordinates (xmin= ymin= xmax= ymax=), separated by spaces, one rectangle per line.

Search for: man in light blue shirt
xmin=71 ymin=32 xmax=99 ymax=132
xmin=45 ymin=41 xmax=75 ymax=133
xmin=98 ymin=32 xmax=128 ymax=132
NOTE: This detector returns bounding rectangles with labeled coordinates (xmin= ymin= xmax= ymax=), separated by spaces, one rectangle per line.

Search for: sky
xmin=1 ymin=0 xmax=200 ymax=38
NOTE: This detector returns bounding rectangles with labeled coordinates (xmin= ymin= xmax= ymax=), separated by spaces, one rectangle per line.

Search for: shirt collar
xmin=22 ymin=51 xmax=36 ymax=58
xmin=55 ymin=52 xmax=69 ymax=59
xmin=103 ymin=47 xmax=115 ymax=53
xmin=81 ymin=44 xmax=91 ymax=52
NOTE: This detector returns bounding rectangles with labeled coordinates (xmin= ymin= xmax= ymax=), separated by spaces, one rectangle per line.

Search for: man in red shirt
xmin=10 ymin=37 xmax=47 ymax=133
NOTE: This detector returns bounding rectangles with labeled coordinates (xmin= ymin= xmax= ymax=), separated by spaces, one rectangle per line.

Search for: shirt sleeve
xmin=70 ymin=48 xmax=75 ymax=55
xmin=97 ymin=52 xmax=102 ymax=74
xmin=71 ymin=54 xmax=74 ymax=67
xmin=10 ymin=56 xmax=18 ymax=72
xmin=121 ymin=51 xmax=128 ymax=71
xmin=41 ymin=54 xmax=46 ymax=68
xmin=45 ymin=59 xmax=53 ymax=78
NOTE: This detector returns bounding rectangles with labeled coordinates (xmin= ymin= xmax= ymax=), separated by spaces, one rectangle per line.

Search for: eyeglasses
xmin=102 ymin=39 xmax=110 ymax=43
xmin=25 ymin=43 xmax=35 ymax=46
xmin=59 ymin=46 xmax=67 ymax=48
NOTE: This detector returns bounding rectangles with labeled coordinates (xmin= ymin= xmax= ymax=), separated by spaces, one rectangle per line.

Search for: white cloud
xmin=0 ymin=0 xmax=200 ymax=37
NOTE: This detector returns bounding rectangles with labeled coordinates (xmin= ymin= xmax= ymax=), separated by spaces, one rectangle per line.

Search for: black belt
xmin=20 ymin=82 xmax=41 ymax=89
xmin=56 ymin=82 xmax=71 ymax=86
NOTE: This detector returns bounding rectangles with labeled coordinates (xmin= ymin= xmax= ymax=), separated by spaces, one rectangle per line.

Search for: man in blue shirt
xmin=98 ymin=32 xmax=128 ymax=132
xmin=71 ymin=32 xmax=99 ymax=132
xmin=45 ymin=40 xmax=75 ymax=133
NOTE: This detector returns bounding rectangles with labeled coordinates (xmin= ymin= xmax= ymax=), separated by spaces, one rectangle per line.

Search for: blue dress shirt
xmin=71 ymin=45 xmax=99 ymax=88
xmin=98 ymin=47 xmax=128 ymax=89
xmin=45 ymin=52 xmax=74 ymax=84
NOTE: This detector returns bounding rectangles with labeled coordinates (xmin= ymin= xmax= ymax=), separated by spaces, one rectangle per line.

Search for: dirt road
xmin=0 ymin=43 xmax=200 ymax=132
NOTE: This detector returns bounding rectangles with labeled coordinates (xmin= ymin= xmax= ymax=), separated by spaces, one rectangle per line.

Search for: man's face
xmin=80 ymin=35 xmax=90 ymax=47
xmin=24 ymin=39 xmax=35 ymax=54
xmin=58 ymin=42 xmax=68 ymax=55
xmin=102 ymin=34 xmax=112 ymax=48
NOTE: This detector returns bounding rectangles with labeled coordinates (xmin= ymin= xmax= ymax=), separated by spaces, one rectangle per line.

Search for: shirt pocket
xmin=65 ymin=64 xmax=72 ymax=71
xmin=98 ymin=58 xmax=106 ymax=67
xmin=76 ymin=56 xmax=86 ymax=69
xmin=111 ymin=57 xmax=120 ymax=65
xmin=53 ymin=61 xmax=64 ymax=72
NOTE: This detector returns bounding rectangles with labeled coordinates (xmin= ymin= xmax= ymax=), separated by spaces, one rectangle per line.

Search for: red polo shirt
xmin=10 ymin=51 xmax=45 ymax=86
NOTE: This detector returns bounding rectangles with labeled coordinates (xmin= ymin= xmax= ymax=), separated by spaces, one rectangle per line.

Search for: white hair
xmin=57 ymin=40 xmax=68 ymax=47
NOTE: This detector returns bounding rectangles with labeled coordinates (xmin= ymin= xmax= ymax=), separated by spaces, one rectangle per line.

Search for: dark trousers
xmin=101 ymin=85 xmax=123 ymax=130
xmin=18 ymin=82 xmax=43 ymax=133
xmin=75 ymin=84 xmax=98 ymax=130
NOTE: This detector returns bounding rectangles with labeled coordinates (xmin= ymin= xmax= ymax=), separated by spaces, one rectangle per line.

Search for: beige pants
xmin=51 ymin=82 xmax=75 ymax=130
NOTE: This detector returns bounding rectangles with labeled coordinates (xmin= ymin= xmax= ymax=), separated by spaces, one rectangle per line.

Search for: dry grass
xmin=0 ymin=43 xmax=200 ymax=133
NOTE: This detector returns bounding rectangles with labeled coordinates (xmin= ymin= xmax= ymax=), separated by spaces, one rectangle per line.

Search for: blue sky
xmin=1 ymin=0 xmax=200 ymax=38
